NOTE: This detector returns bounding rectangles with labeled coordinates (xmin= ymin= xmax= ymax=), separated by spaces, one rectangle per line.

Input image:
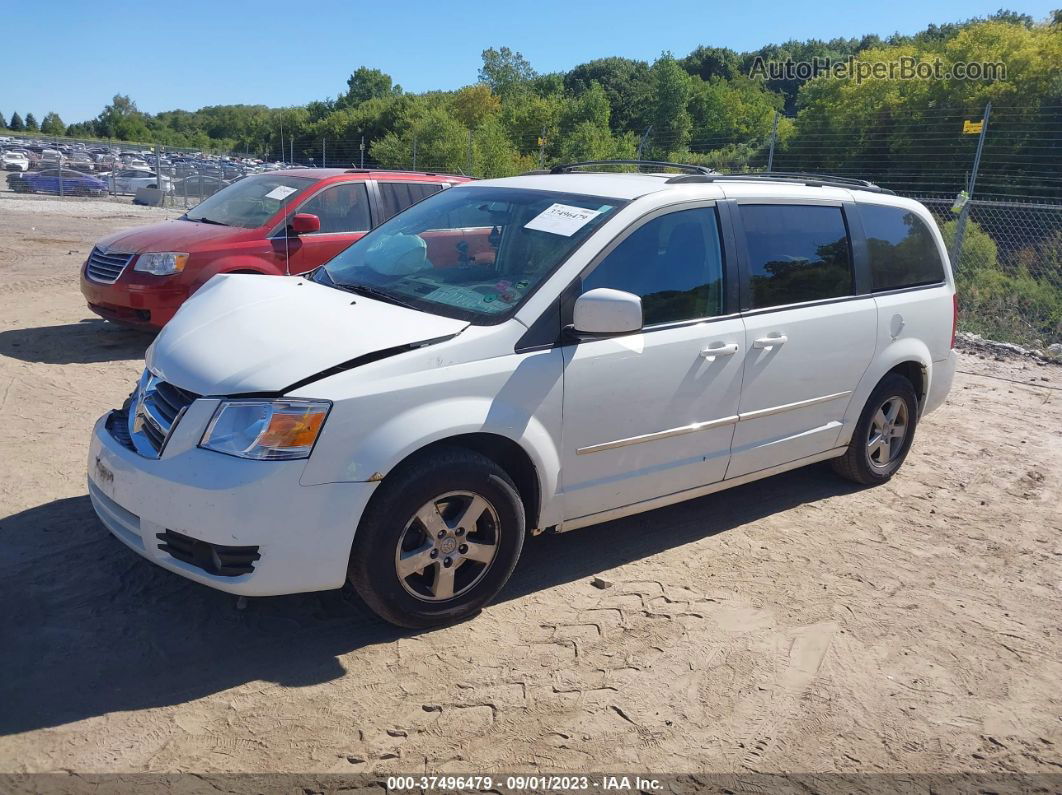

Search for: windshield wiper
xmin=192 ymin=216 xmax=228 ymax=226
xmin=334 ymin=282 xmax=418 ymax=310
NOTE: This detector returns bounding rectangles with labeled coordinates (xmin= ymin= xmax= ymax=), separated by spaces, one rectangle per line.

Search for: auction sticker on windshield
xmin=265 ymin=185 xmax=299 ymax=201
xmin=524 ymin=203 xmax=604 ymax=236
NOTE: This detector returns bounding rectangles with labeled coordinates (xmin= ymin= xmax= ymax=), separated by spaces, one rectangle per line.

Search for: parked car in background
xmin=2 ymin=151 xmax=30 ymax=171
xmin=9 ymin=168 xmax=107 ymax=196
xmin=101 ymin=169 xmax=174 ymax=195
xmin=80 ymin=168 xmax=470 ymax=329
xmin=40 ymin=149 xmax=63 ymax=167
xmin=173 ymin=174 xmax=229 ymax=199
xmin=85 ymin=165 xmax=957 ymax=628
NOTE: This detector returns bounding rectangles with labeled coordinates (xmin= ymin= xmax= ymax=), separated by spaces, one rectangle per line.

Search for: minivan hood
xmin=147 ymin=274 xmax=469 ymax=396
xmin=95 ymin=218 xmax=249 ymax=253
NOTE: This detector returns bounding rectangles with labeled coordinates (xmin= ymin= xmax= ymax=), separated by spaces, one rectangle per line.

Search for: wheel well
xmin=387 ymin=434 xmax=541 ymax=531
xmin=887 ymin=361 xmax=926 ymax=408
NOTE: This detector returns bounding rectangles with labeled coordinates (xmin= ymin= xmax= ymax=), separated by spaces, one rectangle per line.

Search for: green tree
xmin=681 ymin=46 xmax=741 ymax=81
xmin=450 ymin=84 xmax=502 ymax=129
xmin=9 ymin=112 xmax=23 ymax=131
xmin=24 ymin=113 xmax=38 ymax=131
xmin=40 ymin=112 xmax=65 ymax=136
xmin=472 ymin=117 xmax=530 ymax=177
xmin=340 ymin=67 xmax=401 ymax=108
xmin=479 ymin=47 xmax=536 ymax=97
xmin=648 ymin=54 xmax=692 ymax=157
xmin=564 ymin=57 xmax=651 ymax=132
xmin=371 ymin=106 xmax=468 ymax=173
xmin=0 ymin=111 xmax=6 ymax=129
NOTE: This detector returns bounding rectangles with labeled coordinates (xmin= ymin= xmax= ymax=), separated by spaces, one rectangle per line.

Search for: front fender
xmin=838 ymin=336 xmax=932 ymax=447
xmin=298 ymin=347 xmax=567 ymax=526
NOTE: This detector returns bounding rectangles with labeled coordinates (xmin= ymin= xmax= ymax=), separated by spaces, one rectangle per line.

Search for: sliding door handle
xmin=753 ymin=334 xmax=788 ymax=349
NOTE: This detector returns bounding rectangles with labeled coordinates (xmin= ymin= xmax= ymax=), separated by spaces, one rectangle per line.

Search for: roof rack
xmin=548 ymin=159 xmax=716 ymax=176
xmin=343 ymin=168 xmax=468 ymax=178
xmin=665 ymin=171 xmax=892 ymax=194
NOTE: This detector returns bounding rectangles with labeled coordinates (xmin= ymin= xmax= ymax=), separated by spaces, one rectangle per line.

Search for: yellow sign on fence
xmin=963 ymin=119 xmax=984 ymax=135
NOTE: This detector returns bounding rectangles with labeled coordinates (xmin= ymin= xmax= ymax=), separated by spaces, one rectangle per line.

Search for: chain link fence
xmin=905 ymin=194 xmax=1061 ymax=347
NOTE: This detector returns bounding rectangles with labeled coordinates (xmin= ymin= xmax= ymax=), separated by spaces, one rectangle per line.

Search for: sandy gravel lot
xmin=0 ymin=195 xmax=1059 ymax=776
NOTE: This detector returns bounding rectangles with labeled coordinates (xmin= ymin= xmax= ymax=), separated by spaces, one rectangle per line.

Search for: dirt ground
xmin=0 ymin=194 xmax=1059 ymax=776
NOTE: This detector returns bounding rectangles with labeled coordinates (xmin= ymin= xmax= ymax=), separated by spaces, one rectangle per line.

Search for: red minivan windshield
xmin=183 ymin=174 xmax=313 ymax=228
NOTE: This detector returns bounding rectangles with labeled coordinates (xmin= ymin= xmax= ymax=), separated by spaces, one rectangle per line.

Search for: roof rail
xmin=549 ymin=159 xmax=716 ymax=176
xmin=343 ymin=168 xmax=468 ymax=178
xmin=665 ymin=171 xmax=892 ymax=194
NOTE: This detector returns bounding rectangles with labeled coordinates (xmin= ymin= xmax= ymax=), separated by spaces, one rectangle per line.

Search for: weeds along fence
xmin=2 ymin=103 xmax=1059 ymax=345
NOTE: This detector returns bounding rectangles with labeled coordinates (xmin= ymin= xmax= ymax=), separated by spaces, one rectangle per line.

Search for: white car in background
xmin=87 ymin=163 xmax=957 ymax=628
xmin=2 ymin=151 xmax=30 ymax=172
xmin=102 ymin=169 xmax=174 ymax=195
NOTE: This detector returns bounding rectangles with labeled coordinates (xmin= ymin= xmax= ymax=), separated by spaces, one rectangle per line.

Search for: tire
xmin=831 ymin=373 xmax=918 ymax=486
xmin=348 ymin=446 xmax=525 ymax=628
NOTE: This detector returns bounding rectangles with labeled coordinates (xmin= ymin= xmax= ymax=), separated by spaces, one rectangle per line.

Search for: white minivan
xmin=88 ymin=162 xmax=957 ymax=627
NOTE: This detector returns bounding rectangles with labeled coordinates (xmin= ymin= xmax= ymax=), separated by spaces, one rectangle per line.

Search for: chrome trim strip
xmin=576 ymin=415 xmax=739 ymax=455
xmin=575 ymin=391 xmax=852 ymax=456
xmin=737 ymin=390 xmax=852 ymax=421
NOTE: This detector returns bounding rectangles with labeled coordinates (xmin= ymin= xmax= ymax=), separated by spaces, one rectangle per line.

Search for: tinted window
xmin=741 ymin=204 xmax=853 ymax=309
xmin=583 ymin=207 xmax=725 ymax=325
xmin=297 ymin=182 xmax=370 ymax=233
xmin=860 ymin=204 xmax=945 ymax=291
xmin=378 ymin=182 xmax=445 ymax=222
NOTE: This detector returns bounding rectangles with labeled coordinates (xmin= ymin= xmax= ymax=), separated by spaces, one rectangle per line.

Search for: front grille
xmin=105 ymin=407 xmax=135 ymax=451
xmin=127 ymin=371 xmax=199 ymax=458
xmin=156 ymin=529 xmax=260 ymax=577
xmin=86 ymin=246 xmax=135 ymax=283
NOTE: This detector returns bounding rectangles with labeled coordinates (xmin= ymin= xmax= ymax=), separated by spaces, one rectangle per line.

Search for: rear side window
xmin=860 ymin=204 xmax=946 ymax=291
xmin=582 ymin=207 xmax=725 ymax=325
xmin=377 ymin=182 xmax=445 ymax=223
xmin=740 ymin=204 xmax=853 ymax=310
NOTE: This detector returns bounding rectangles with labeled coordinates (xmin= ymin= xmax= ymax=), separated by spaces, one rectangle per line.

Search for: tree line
xmin=6 ymin=9 xmax=1060 ymax=198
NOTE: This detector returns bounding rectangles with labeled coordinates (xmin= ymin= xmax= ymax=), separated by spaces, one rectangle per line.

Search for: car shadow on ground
xmin=0 ymin=466 xmax=860 ymax=735
xmin=0 ymin=319 xmax=153 ymax=365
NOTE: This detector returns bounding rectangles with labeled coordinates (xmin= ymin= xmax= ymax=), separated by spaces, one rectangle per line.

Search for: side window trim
xmin=733 ymin=200 xmax=863 ymax=313
xmin=844 ymin=200 xmax=872 ymax=295
xmin=560 ymin=200 xmax=734 ymax=333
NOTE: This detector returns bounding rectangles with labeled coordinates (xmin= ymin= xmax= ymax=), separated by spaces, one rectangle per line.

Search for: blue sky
xmin=4 ymin=0 xmax=1056 ymax=124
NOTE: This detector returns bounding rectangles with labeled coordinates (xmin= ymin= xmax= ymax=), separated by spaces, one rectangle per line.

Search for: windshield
xmin=314 ymin=186 xmax=624 ymax=322
xmin=184 ymin=173 xmax=312 ymax=228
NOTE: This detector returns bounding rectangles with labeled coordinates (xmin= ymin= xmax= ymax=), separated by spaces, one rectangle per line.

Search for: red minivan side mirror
xmin=289 ymin=213 xmax=320 ymax=235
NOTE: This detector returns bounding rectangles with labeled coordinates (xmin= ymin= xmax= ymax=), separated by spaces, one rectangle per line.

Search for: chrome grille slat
xmin=86 ymin=246 xmax=135 ymax=284
xmin=125 ymin=370 xmax=199 ymax=458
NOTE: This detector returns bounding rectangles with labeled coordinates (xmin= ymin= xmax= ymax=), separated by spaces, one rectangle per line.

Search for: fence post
xmin=322 ymin=138 xmax=326 ymax=168
xmin=412 ymin=135 xmax=417 ymax=171
xmin=539 ymin=127 xmax=546 ymax=170
xmin=951 ymin=101 xmax=991 ymax=270
xmin=467 ymin=129 xmax=473 ymax=176
xmin=359 ymin=135 xmax=365 ymax=168
xmin=766 ymin=111 xmax=780 ymax=173
xmin=636 ymin=125 xmax=653 ymax=160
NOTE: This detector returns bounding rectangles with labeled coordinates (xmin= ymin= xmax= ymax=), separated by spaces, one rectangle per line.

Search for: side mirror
xmin=289 ymin=213 xmax=320 ymax=235
xmin=572 ymin=288 xmax=643 ymax=336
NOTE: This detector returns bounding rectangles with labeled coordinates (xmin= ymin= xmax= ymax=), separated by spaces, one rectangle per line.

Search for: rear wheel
xmin=831 ymin=373 xmax=918 ymax=485
xmin=348 ymin=447 xmax=525 ymax=628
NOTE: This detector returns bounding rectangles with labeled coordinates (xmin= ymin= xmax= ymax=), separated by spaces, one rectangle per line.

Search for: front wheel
xmin=348 ymin=447 xmax=525 ymax=628
xmin=831 ymin=373 xmax=918 ymax=485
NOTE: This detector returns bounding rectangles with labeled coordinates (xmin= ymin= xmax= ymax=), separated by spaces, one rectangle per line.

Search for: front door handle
xmin=753 ymin=334 xmax=788 ymax=349
xmin=700 ymin=342 xmax=740 ymax=359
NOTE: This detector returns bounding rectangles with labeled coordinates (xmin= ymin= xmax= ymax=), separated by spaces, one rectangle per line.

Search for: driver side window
xmin=581 ymin=207 xmax=725 ymax=326
xmin=297 ymin=182 xmax=371 ymax=234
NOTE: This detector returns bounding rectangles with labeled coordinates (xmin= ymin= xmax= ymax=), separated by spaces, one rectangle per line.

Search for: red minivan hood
xmin=95 ymin=218 xmax=256 ymax=253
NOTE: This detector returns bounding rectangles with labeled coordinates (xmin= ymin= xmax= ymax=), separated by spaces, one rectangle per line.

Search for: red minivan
xmin=80 ymin=169 xmax=470 ymax=329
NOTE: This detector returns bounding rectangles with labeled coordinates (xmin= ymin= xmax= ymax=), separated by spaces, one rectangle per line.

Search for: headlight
xmin=134 ymin=252 xmax=188 ymax=276
xmin=200 ymin=399 xmax=330 ymax=460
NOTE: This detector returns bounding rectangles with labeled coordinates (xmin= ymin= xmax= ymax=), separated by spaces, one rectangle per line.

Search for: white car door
xmin=727 ymin=201 xmax=877 ymax=479
xmin=560 ymin=204 xmax=745 ymax=521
